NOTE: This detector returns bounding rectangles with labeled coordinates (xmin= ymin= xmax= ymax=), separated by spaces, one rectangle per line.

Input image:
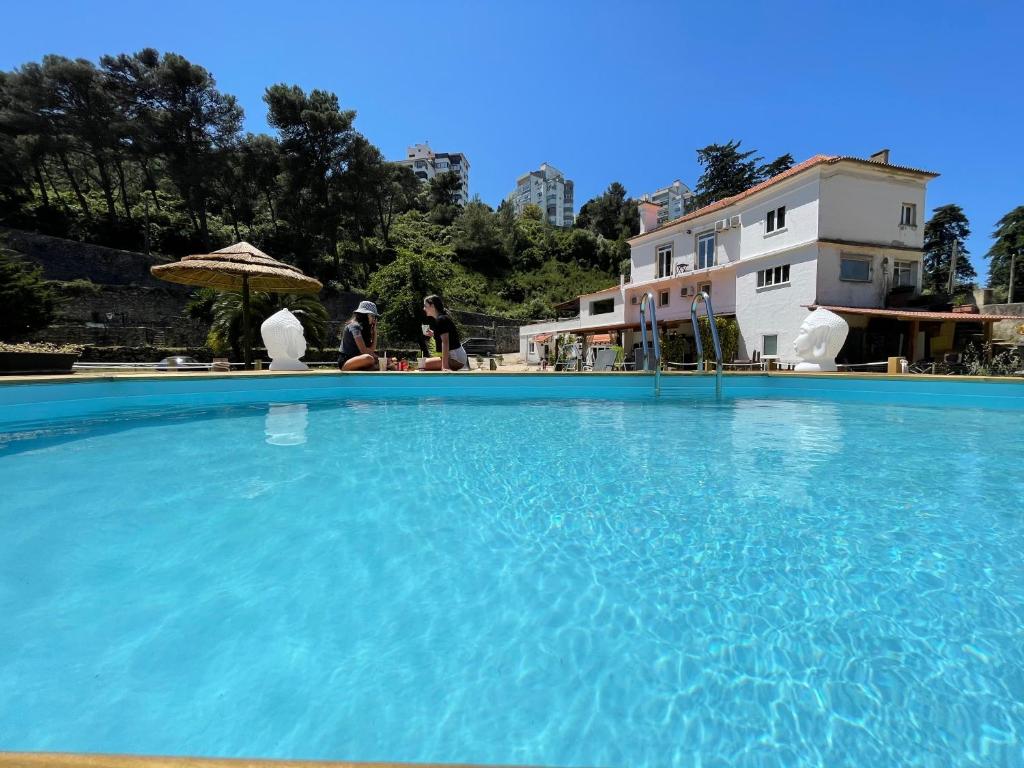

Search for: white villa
xmin=518 ymin=150 xmax=1003 ymax=367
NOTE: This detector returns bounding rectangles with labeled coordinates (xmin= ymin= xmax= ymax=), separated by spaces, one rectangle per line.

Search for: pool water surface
xmin=1 ymin=383 xmax=1022 ymax=766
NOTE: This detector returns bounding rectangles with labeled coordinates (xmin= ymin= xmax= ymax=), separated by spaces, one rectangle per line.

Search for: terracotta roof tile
xmin=630 ymin=154 xmax=939 ymax=241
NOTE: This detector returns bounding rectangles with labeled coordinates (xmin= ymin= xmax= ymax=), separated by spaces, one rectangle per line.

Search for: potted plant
xmin=0 ymin=342 xmax=82 ymax=375
xmin=951 ymin=295 xmax=979 ymax=314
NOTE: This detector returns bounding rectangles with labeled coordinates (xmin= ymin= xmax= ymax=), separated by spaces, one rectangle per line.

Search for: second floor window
xmin=900 ymin=203 xmax=917 ymax=227
xmin=657 ymin=243 xmax=673 ymax=278
xmin=766 ymin=206 xmax=786 ymax=233
xmin=659 ymin=290 xmax=670 ymax=307
xmin=697 ymin=232 xmax=716 ymax=269
xmin=893 ymin=259 xmax=916 ymax=288
xmin=591 ymin=298 xmax=614 ymax=315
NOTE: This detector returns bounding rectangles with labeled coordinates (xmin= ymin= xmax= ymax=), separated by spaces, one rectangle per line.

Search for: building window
xmin=528 ymin=341 xmax=536 ymax=354
xmin=591 ymin=298 xmax=614 ymax=315
xmin=697 ymin=281 xmax=712 ymax=296
xmin=757 ymin=264 xmax=791 ymax=288
xmin=659 ymin=290 xmax=670 ymax=307
xmin=657 ymin=243 xmax=673 ymax=278
xmin=893 ymin=259 xmax=916 ymax=288
xmin=763 ymin=335 xmax=778 ymax=356
xmin=766 ymin=206 xmax=786 ymax=233
xmin=900 ymin=203 xmax=917 ymax=227
xmin=840 ymin=255 xmax=873 ymax=282
xmin=697 ymin=232 xmax=716 ymax=269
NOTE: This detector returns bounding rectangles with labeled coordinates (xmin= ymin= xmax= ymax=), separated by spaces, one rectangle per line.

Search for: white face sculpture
xmin=261 ymin=308 xmax=306 ymax=363
xmin=792 ymin=308 xmax=848 ymax=370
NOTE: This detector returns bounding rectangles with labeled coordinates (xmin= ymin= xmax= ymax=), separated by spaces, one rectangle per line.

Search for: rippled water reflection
xmin=1 ymin=396 xmax=1022 ymax=767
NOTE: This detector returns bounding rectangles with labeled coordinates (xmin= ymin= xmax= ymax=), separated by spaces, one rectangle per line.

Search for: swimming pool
xmin=1 ymin=373 xmax=1022 ymax=766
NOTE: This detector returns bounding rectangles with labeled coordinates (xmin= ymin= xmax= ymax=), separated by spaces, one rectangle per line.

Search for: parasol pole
xmin=242 ymin=275 xmax=252 ymax=370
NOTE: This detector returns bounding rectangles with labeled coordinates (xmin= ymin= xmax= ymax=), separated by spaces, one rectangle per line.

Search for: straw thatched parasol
xmin=151 ymin=242 xmax=322 ymax=369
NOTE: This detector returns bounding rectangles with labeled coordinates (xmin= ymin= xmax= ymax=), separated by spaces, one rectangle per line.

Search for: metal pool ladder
xmin=690 ymin=290 xmax=723 ymax=398
xmin=639 ymin=291 xmax=661 ymax=396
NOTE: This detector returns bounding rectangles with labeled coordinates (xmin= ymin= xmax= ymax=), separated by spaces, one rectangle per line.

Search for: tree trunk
xmin=94 ymin=156 xmax=117 ymax=226
xmin=115 ymin=159 xmax=134 ymax=222
xmin=43 ymin=163 xmax=73 ymax=215
xmin=58 ymin=150 xmax=92 ymax=218
xmin=32 ymin=160 xmax=49 ymax=206
xmin=140 ymin=160 xmax=162 ymax=210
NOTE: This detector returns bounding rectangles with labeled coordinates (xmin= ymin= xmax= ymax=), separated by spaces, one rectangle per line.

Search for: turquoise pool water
xmin=1 ymin=375 xmax=1022 ymax=766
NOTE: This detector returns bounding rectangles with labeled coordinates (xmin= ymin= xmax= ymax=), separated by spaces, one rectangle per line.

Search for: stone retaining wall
xmin=982 ymin=302 xmax=1024 ymax=343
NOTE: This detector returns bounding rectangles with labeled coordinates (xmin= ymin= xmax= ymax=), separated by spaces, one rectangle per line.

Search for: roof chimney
xmin=869 ymin=149 xmax=891 ymax=164
xmin=639 ymin=201 xmax=661 ymax=234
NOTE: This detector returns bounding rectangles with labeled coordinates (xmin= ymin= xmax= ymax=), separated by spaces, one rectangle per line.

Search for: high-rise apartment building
xmin=508 ymin=163 xmax=574 ymax=227
xmin=397 ymin=143 xmax=470 ymax=205
xmin=640 ymin=180 xmax=693 ymax=225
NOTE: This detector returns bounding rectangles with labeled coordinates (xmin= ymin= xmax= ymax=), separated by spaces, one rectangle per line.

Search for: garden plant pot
xmin=0 ymin=351 xmax=79 ymax=375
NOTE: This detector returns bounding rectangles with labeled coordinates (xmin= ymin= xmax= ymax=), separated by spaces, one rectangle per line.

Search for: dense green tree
xmin=451 ymin=199 xmax=504 ymax=273
xmin=923 ymin=204 xmax=975 ymax=293
xmin=692 ymin=140 xmax=793 ymax=208
xmin=265 ymin=83 xmax=355 ymax=271
xmin=425 ymin=170 xmax=464 ymax=225
xmin=574 ymin=182 xmax=639 ymax=240
xmin=366 ymin=249 xmax=457 ymax=350
xmin=0 ymin=240 xmax=57 ymax=340
xmin=985 ymin=206 xmax=1024 ymax=300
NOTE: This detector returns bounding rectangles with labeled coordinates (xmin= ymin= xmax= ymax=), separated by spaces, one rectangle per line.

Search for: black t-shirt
xmin=340 ymin=320 xmax=369 ymax=359
xmin=432 ymin=314 xmax=461 ymax=351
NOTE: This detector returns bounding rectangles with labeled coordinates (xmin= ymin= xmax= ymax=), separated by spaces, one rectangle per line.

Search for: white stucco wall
xmin=739 ymin=177 xmax=820 ymax=260
xmin=579 ymin=286 xmax=624 ymax=325
xmin=818 ymin=169 xmax=927 ymax=249
xmin=623 ymin=269 xmax=737 ymax=327
xmin=734 ymin=245 xmax=819 ymax=360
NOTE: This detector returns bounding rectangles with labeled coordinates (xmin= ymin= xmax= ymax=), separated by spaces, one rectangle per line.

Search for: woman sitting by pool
xmin=421 ymin=295 xmax=467 ymax=371
xmin=338 ymin=301 xmax=381 ymax=371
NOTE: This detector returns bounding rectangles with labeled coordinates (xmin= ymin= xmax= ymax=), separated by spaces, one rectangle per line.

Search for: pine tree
xmin=0 ymin=240 xmax=57 ymax=340
xmin=922 ymin=204 xmax=975 ymax=293
xmin=692 ymin=141 xmax=794 ymax=208
xmin=985 ymin=206 xmax=1024 ymax=300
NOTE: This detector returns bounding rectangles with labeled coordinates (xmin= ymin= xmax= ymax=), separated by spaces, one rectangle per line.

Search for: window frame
xmin=839 ymin=254 xmax=874 ymax=283
xmin=696 ymin=232 xmax=716 ymax=270
xmin=762 ymin=334 xmax=779 ymax=357
xmin=590 ymin=298 xmax=615 ymax=315
xmin=656 ymin=242 xmax=674 ymax=278
xmin=900 ymin=203 xmax=917 ymax=227
xmin=765 ymin=205 xmax=787 ymax=235
xmin=757 ymin=263 xmax=791 ymax=289
xmin=893 ymin=259 xmax=916 ymax=288
xmin=658 ymin=290 xmax=670 ymax=307
xmin=697 ymin=281 xmax=712 ymax=297
xmin=528 ymin=341 xmax=536 ymax=354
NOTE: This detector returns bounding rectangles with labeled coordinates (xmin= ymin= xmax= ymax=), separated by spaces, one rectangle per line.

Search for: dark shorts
xmin=337 ymin=353 xmax=351 ymax=370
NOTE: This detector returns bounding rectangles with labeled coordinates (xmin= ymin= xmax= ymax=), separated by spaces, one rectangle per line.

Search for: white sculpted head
xmin=261 ymin=308 xmax=309 ymax=371
xmin=793 ymin=308 xmax=848 ymax=372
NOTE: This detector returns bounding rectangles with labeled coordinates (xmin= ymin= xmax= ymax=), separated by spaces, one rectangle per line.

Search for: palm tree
xmin=209 ymin=291 xmax=329 ymax=359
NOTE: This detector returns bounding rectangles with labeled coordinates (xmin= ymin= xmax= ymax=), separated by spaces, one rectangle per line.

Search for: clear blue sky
xmin=4 ymin=0 xmax=1022 ymax=278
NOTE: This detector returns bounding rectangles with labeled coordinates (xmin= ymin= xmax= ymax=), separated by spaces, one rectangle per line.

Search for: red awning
xmin=587 ymin=333 xmax=613 ymax=344
xmin=533 ymin=333 xmax=552 ymax=343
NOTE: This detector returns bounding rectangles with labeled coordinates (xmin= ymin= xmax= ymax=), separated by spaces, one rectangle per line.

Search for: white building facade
xmin=508 ymin=163 xmax=575 ymax=227
xmin=519 ymin=152 xmax=938 ymax=364
xmin=398 ymin=144 xmax=470 ymax=205
xmin=639 ymin=179 xmax=693 ymax=225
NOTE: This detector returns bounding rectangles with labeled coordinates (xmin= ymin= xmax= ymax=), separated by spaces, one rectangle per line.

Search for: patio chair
xmin=586 ymin=348 xmax=617 ymax=372
xmin=621 ymin=347 xmax=645 ymax=371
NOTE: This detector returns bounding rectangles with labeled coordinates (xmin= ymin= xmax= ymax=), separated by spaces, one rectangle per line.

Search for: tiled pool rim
xmin=1 ymin=371 xmax=1022 ymax=428
xmin=0 ymin=753 xmax=522 ymax=768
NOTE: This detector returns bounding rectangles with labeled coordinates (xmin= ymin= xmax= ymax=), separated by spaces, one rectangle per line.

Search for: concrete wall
xmin=982 ymin=303 xmax=1024 ymax=344
xmin=739 ymin=177 xmax=820 ymax=260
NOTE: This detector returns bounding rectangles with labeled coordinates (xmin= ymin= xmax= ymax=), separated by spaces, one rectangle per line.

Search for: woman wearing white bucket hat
xmin=338 ymin=300 xmax=381 ymax=371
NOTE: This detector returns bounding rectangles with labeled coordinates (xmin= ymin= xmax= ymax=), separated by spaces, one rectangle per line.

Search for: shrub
xmin=696 ymin=316 xmax=739 ymax=363
xmin=0 ymin=242 xmax=57 ymax=341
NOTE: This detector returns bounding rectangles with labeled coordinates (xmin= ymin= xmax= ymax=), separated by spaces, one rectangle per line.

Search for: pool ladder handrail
xmin=638 ymin=291 xmax=661 ymax=396
xmin=690 ymin=290 xmax=723 ymax=398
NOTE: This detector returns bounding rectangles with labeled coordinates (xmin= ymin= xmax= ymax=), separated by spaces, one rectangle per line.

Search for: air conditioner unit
xmin=715 ymin=219 xmax=728 ymax=231
xmin=729 ymin=215 xmax=741 ymax=228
